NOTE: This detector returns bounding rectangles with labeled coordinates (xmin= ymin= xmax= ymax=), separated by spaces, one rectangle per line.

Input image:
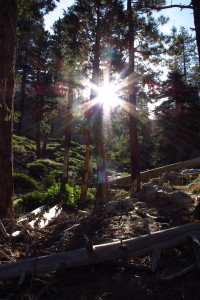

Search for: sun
xmin=97 ymin=83 xmax=120 ymax=110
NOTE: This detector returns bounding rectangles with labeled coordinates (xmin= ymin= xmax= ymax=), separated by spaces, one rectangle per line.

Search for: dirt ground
xmin=1 ymin=186 xmax=200 ymax=300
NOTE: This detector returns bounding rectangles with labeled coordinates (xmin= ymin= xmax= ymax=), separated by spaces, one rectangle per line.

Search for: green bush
xmin=65 ymin=184 xmax=81 ymax=207
xmin=114 ymin=189 xmax=129 ymax=197
xmin=45 ymin=183 xmax=61 ymax=204
xmin=17 ymin=183 xmax=82 ymax=212
xmin=18 ymin=192 xmax=46 ymax=211
xmin=36 ymin=159 xmax=63 ymax=170
xmin=27 ymin=162 xmax=47 ymax=176
xmin=13 ymin=173 xmax=39 ymax=190
xmin=27 ymin=159 xmax=63 ymax=177
xmin=13 ymin=135 xmax=36 ymax=153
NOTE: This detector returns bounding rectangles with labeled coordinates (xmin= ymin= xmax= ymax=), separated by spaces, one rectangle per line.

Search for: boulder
xmin=159 ymin=183 xmax=174 ymax=193
xmin=159 ymin=171 xmax=182 ymax=186
xmin=170 ymin=191 xmax=194 ymax=206
xmin=117 ymin=199 xmax=134 ymax=210
xmin=138 ymin=183 xmax=158 ymax=202
xmin=105 ymin=202 xmax=118 ymax=213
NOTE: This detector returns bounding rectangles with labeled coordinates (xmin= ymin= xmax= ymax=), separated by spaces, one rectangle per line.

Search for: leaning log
xmin=0 ymin=222 xmax=200 ymax=281
xmin=109 ymin=157 xmax=200 ymax=187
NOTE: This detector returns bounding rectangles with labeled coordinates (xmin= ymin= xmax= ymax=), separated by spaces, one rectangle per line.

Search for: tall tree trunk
xmin=93 ymin=3 xmax=109 ymax=206
xmin=42 ymin=133 xmax=48 ymax=158
xmin=127 ymin=0 xmax=140 ymax=196
xmin=0 ymin=0 xmax=18 ymax=217
xmin=62 ymin=83 xmax=73 ymax=185
xmin=192 ymin=0 xmax=200 ymax=66
xmin=18 ymin=63 xmax=27 ymax=136
xmin=80 ymin=110 xmax=92 ymax=204
xmin=95 ymin=103 xmax=109 ymax=206
xmin=36 ymin=119 xmax=41 ymax=159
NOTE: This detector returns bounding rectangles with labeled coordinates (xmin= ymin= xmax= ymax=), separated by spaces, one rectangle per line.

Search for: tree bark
xmin=0 ymin=222 xmax=200 ymax=281
xmin=36 ymin=118 xmax=41 ymax=159
xmin=192 ymin=0 xmax=200 ymax=66
xmin=80 ymin=110 xmax=92 ymax=204
xmin=0 ymin=0 xmax=18 ymax=217
xmin=18 ymin=63 xmax=27 ymax=136
xmin=62 ymin=83 xmax=73 ymax=185
xmin=93 ymin=3 xmax=109 ymax=206
xmin=127 ymin=0 xmax=140 ymax=196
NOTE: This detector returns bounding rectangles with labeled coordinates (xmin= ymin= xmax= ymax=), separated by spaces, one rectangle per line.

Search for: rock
xmin=159 ymin=171 xmax=182 ymax=186
xmin=138 ymin=183 xmax=158 ymax=202
xmin=188 ymin=182 xmax=200 ymax=193
xmin=117 ymin=199 xmax=134 ymax=210
xmin=170 ymin=191 xmax=194 ymax=206
xmin=159 ymin=184 xmax=174 ymax=193
xmin=105 ymin=202 xmax=117 ymax=213
xmin=157 ymin=191 xmax=170 ymax=201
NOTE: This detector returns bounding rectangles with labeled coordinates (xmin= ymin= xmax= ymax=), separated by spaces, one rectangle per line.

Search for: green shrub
xmin=36 ymin=159 xmax=63 ymax=170
xmin=17 ymin=183 xmax=82 ymax=212
xmin=27 ymin=162 xmax=47 ymax=176
xmin=19 ymin=192 xmax=46 ymax=211
xmin=114 ymin=189 xmax=129 ymax=197
xmin=13 ymin=135 xmax=36 ymax=153
xmin=87 ymin=188 xmax=95 ymax=200
xmin=65 ymin=184 xmax=81 ymax=207
xmin=13 ymin=173 xmax=39 ymax=190
xmin=27 ymin=159 xmax=63 ymax=177
xmin=45 ymin=183 xmax=61 ymax=204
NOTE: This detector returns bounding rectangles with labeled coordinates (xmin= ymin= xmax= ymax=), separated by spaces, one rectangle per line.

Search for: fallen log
xmin=0 ymin=222 xmax=200 ymax=281
xmin=12 ymin=205 xmax=62 ymax=237
xmin=109 ymin=157 xmax=200 ymax=187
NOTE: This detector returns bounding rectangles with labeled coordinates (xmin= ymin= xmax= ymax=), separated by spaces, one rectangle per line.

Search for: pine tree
xmin=154 ymin=70 xmax=200 ymax=165
xmin=0 ymin=0 xmax=18 ymax=217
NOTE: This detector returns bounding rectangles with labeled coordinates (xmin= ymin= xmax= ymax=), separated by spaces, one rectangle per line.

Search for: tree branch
xmin=147 ymin=4 xmax=193 ymax=11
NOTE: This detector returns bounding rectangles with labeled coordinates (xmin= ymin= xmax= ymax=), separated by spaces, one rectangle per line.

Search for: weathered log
xmin=109 ymin=157 xmax=200 ymax=187
xmin=17 ymin=205 xmax=48 ymax=225
xmin=0 ymin=222 xmax=200 ymax=281
xmin=12 ymin=205 xmax=62 ymax=237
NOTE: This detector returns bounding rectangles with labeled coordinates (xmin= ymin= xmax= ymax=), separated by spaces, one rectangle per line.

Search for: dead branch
xmin=0 ymin=222 xmax=200 ymax=281
xmin=160 ymin=263 xmax=199 ymax=281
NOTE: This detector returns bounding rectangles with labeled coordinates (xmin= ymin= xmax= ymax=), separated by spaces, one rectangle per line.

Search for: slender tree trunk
xmin=80 ymin=110 xmax=92 ymax=204
xmin=127 ymin=0 xmax=140 ymax=196
xmin=192 ymin=0 xmax=200 ymax=66
xmin=36 ymin=119 xmax=41 ymax=159
xmin=18 ymin=63 xmax=27 ymax=136
xmin=0 ymin=0 xmax=18 ymax=217
xmin=62 ymin=83 xmax=73 ymax=185
xmin=93 ymin=4 xmax=109 ymax=206
xmin=95 ymin=104 xmax=109 ymax=206
xmin=42 ymin=133 xmax=48 ymax=158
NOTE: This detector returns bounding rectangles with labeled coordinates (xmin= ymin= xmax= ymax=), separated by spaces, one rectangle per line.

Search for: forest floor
xmin=1 ymin=183 xmax=200 ymax=299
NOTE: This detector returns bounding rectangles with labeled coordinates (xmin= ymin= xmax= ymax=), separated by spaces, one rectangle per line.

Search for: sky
xmin=44 ymin=0 xmax=195 ymax=35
